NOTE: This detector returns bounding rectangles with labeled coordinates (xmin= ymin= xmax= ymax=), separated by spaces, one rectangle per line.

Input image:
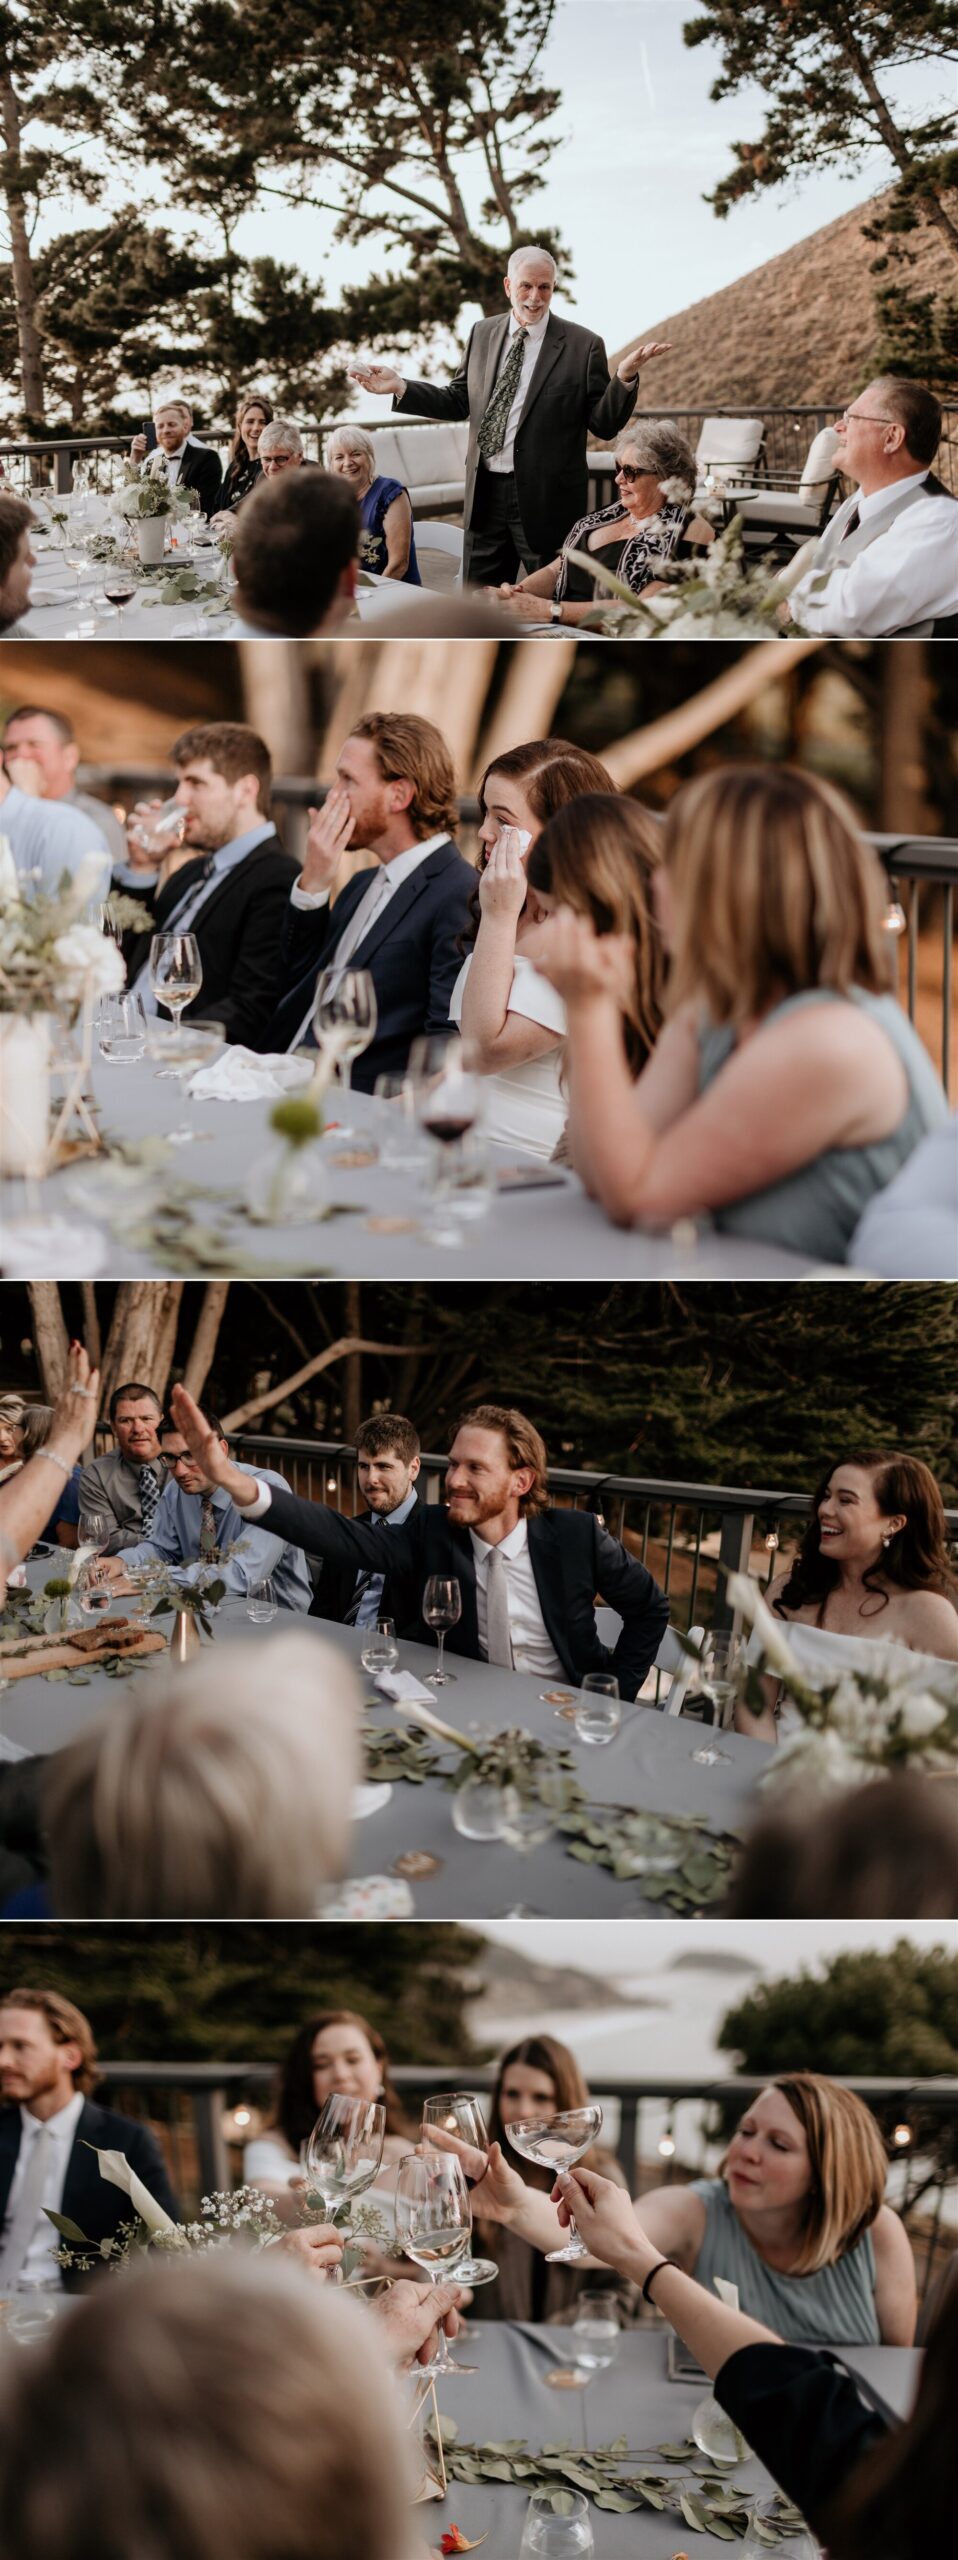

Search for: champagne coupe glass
xmin=692 ymin=2394 xmax=750 ymax=2468
xmin=312 ymin=968 xmax=377 ymax=1129
xmin=422 ymin=1575 xmax=461 ymax=1684
xmin=359 ymin=1616 xmax=399 ymax=1677
xmin=394 ymin=2150 xmax=473 ymax=2378
xmin=421 ymin=2094 xmax=498 ymax=2285
xmin=149 ymin=933 xmax=203 ymax=1049
xmin=690 ymin=1630 xmax=742 ymax=1767
xmin=302 ymin=2091 xmax=386 ymax=2236
xmin=506 ymin=2106 xmax=603 ymax=2263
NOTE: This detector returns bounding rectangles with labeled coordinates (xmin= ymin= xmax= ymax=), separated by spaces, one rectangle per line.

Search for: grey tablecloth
xmin=429 ymin=2325 xmax=919 ymax=2555
xmin=0 ymin=1056 xmax=846 ymax=1280
xmin=2 ymin=1595 xmax=769 ymax=1918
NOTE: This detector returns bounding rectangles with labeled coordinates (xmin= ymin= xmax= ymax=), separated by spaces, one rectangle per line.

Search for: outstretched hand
xmin=551 ymin=2163 xmax=642 ymax=2270
xmin=50 ymin=1342 xmax=101 ymax=1466
xmin=349 ymin=362 xmax=404 ymax=398
xmin=617 ymin=339 xmax=673 ymax=383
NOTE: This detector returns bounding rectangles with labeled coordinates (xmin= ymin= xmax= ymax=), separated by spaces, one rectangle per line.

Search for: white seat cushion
xmin=395 ymin=425 xmax=467 ymax=490
xmin=798 ymin=425 xmax=840 ymax=503
xmin=737 ymin=493 xmax=823 ymax=531
xmin=369 ymin=428 xmax=407 ymax=483
xmin=695 ymin=415 xmax=764 ymax=477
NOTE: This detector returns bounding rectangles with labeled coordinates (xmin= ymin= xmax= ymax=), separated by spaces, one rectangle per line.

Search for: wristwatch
xmin=550 ymin=601 xmax=563 ymax=624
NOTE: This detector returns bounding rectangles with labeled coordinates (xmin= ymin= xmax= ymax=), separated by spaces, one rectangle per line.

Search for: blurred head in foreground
xmin=44 ymin=1633 xmax=360 ymax=1916
xmin=0 ymin=2251 xmax=420 ymax=2560
xmin=729 ymin=1774 xmax=958 ymax=1918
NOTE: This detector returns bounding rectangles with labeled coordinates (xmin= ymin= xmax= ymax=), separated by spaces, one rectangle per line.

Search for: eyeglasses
xmin=165 ymin=1450 xmax=195 ymax=1469
xmin=615 ymin=463 xmax=643 ymax=481
xmin=839 ymin=409 xmax=898 ymax=428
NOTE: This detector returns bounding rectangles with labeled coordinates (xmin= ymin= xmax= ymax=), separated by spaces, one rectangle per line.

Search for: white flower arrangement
xmin=0 ymin=844 xmax=146 ymax=1012
xmin=725 ymin=1570 xmax=958 ymax=1795
xmin=573 ymin=512 xmax=793 ymax=638
xmin=110 ymin=462 xmax=192 ymax=524
xmin=49 ymin=2150 xmax=390 ymax=2283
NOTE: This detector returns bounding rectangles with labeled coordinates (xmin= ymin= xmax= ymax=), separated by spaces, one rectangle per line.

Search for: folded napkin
xmin=188 ymin=1047 xmax=315 ymax=1102
xmin=352 ymin=1782 xmax=392 ymax=1821
xmin=319 ymin=1875 xmax=415 ymax=1918
xmin=27 ymin=588 xmax=80 ymax=610
xmin=375 ymin=1669 xmax=437 ymax=1709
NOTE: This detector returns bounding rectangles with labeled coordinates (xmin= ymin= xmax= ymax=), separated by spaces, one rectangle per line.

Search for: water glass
xmin=741 ymin=2500 xmax=820 ymax=2559
xmin=246 ymin=1576 xmax=276 ymax=1623
xmin=373 ymin=1072 xmax=429 ymax=1172
xmin=692 ymin=2392 xmax=749 ymax=2467
xmin=360 ymin=1616 xmax=399 ymax=1675
xmin=97 ymin=991 xmax=147 ymax=1063
xmin=574 ymin=1673 xmax=620 ymax=1746
xmin=127 ymin=800 xmax=188 ymax=866
xmin=451 ymin=1776 xmax=508 ymax=1839
xmin=571 ymin=2291 xmax=621 ymax=2372
xmin=519 ymin=2488 xmax=594 ymax=2556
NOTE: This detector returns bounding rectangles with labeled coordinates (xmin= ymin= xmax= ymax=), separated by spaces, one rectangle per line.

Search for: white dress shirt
xmin=484 ymin=316 xmax=551 ymax=474
xmin=470 ymin=1519 xmax=564 ymax=1676
xmin=141 ymin=433 xmax=206 ymax=492
xmin=4 ymin=2093 xmax=84 ymax=2290
xmin=790 ymin=471 xmax=958 ymax=635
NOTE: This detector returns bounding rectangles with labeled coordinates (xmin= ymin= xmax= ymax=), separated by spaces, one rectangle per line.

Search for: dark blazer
xmin=263 ymin=1487 xmax=669 ymax=1700
xmin=174 ymin=441 xmax=223 ymax=517
xmin=261 ymin=839 xmax=476 ymax=1079
xmin=0 ymin=2096 xmax=180 ymax=2293
xmin=396 ymin=312 xmax=638 ymax=559
xmin=309 ymin=1484 xmax=424 ymax=1625
xmin=120 ymin=832 xmax=300 ymax=1047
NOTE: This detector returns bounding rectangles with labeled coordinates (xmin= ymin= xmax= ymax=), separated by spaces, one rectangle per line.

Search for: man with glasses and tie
xmin=786 ymin=376 xmax=958 ymax=637
xmin=77 ymin=1381 xmax=169 ymax=1555
xmin=99 ymin=1413 xmax=312 ymax=1615
xmin=117 ymin=723 xmax=299 ymax=1048
xmin=263 ymin=712 xmax=475 ymax=1073
xmin=167 ymin=1389 xmax=670 ymax=1699
xmin=350 ymin=246 xmax=656 ymax=587
xmin=309 ymin=1413 xmax=422 ymax=1628
xmin=0 ymin=1988 xmax=178 ymax=2295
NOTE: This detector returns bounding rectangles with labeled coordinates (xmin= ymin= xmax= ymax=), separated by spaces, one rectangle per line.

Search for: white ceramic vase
xmin=137 ymin=516 xmax=168 ymax=566
xmin=0 ymin=1013 xmax=51 ymax=1177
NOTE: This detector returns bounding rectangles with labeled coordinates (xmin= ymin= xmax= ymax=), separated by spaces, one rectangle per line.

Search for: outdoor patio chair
xmin=736 ymin=425 xmax=843 ymax=554
xmin=694 ymin=416 xmax=765 ymax=487
xmin=595 ymin=1609 xmax=706 ymax=1715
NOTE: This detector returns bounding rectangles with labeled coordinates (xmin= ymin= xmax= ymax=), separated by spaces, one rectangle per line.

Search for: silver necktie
xmin=0 ymin=2124 xmax=53 ymax=2287
xmin=484 ymin=1546 xmax=514 ymax=1669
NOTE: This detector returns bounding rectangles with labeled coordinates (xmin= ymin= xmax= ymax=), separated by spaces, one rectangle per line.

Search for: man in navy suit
xmin=0 ymin=1987 xmax=179 ymax=2293
xmin=261 ymin=712 xmax=475 ymax=1074
xmin=309 ymin=1412 xmax=423 ymax=1627
xmin=171 ymin=1389 xmax=671 ymax=1701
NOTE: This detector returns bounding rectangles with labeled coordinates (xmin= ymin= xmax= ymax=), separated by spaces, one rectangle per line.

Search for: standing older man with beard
xmin=118 ymin=722 xmax=299 ymax=1046
xmin=351 ymin=245 xmax=668 ymax=585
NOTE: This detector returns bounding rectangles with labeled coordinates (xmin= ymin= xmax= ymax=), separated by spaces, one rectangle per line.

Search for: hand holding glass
xmin=506 ymin=2107 xmax=603 ymax=2263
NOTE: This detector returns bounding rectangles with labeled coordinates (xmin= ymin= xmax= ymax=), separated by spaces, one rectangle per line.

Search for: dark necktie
xmin=477 ymin=332 xmax=526 ymax=460
xmin=138 ymin=1464 xmax=161 ymax=1536
xmin=199 ymin=1497 xmax=219 ymax=1563
xmin=839 ymin=506 xmax=861 ymax=542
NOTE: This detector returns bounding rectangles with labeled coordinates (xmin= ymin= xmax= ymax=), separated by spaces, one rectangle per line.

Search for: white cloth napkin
xmin=0 ymin=1735 xmax=32 ymax=1763
xmin=375 ymin=1669 xmax=437 ymax=1708
xmin=187 ymin=1047 xmax=315 ymax=1102
xmin=0 ymin=1220 xmax=106 ymax=1278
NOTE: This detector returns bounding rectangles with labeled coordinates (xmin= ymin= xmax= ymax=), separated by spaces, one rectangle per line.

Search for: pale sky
xmin=27 ymin=0 xmax=952 ymax=399
xmin=477 ymin=1917 xmax=957 ymax=1981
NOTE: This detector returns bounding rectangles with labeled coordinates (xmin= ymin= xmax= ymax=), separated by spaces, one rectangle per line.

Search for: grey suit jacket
xmin=77 ymin=1450 xmax=169 ymax=1554
xmin=395 ymin=310 xmax=637 ymax=558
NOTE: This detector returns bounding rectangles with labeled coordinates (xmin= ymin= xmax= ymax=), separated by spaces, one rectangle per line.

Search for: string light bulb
xmin=892 ymin=2122 xmax=912 ymax=2149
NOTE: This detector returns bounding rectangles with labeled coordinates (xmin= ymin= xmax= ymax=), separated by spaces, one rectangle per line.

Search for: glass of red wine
xmin=102 ymin=575 xmax=137 ymax=629
xmin=408 ymin=1034 xmax=483 ymax=1244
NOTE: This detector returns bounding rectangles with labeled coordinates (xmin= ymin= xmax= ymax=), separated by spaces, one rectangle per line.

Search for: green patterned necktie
xmin=199 ymin=1496 xmax=218 ymax=1563
xmin=477 ymin=329 xmax=527 ymax=460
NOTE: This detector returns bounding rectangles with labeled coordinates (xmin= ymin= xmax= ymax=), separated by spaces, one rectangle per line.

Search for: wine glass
xmin=690 ymin=1630 xmax=742 ymax=1767
xmin=505 ymin=2106 xmax=602 ymax=2263
xmin=421 ymin=2094 xmax=498 ymax=2285
xmin=359 ymin=1616 xmax=399 ymax=1676
xmin=102 ymin=573 xmax=138 ymax=628
xmin=422 ymin=1575 xmax=461 ymax=1684
xmin=76 ymin=1507 xmax=111 ymax=1615
xmin=312 ymin=968 xmax=377 ymax=1124
xmin=302 ymin=2091 xmax=385 ymax=2234
xmin=394 ymin=2150 xmax=473 ymax=2378
xmin=149 ymin=933 xmax=203 ymax=1046
xmin=573 ymin=1673 xmax=621 ymax=1747
xmin=741 ymin=2500 xmax=820 ymax=2559
xmin=519 ymin=2487 xmax=594 ymax=2556
xmin=408 ymin=1033 xmax=483 ymax=1240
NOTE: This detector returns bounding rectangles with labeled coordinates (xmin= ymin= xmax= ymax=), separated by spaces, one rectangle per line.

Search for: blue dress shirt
xmin=354 ymin=1483 xmax=419 ymax=1626
xmin=117 ymin=1467 xmax=312 ymax=1612
xmin=1 ymin=785 xmax=109 ymax=895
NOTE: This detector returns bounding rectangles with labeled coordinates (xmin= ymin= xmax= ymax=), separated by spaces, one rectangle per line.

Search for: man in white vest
xmin=786 ymin=377 xmax=957 ymax=638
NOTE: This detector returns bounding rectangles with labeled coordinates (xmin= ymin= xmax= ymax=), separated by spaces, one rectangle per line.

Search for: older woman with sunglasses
xmin=492 ymin=418 xmax=712 ymax=625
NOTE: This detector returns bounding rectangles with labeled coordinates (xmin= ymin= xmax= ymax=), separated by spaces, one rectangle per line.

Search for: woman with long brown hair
xmin=214 ymin=391 xmax=274 ymax=518
xmin=449 ymin=738 xmax=618 ymax=1157
xmin=536 ymin=763 xmax=948 ymax=1261
xmin=738 ymin=1449 xmax=958 ymax=1740
xmin=525 ymin=793 xmax=664 ymax=1080
xmin=470 ymin=2033 xmax=629 ymax=2324
xmin=245 ymin=2008 xmax=412 ymax=2225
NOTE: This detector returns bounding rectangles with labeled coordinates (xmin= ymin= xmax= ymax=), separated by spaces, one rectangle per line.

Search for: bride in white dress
xmin=448 ymin=738 xmax=617 ymax=1158
xmin=737 ymin=1451 xmax=958 ymax=1742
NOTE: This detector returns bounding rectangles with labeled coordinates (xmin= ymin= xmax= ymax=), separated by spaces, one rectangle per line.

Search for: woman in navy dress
xmin=326 ymin=426 xmax=421 ymax=583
